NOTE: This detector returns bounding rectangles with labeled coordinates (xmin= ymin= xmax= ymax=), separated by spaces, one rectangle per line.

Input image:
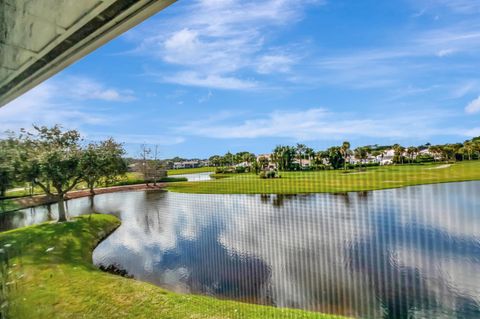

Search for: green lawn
xmin=0 ymin=215 xmax=346 ymax=319
xmin=168 ymin=166 xmax=215 ymax=175
xmin=167 ymin=161 xmax=480 ymax=194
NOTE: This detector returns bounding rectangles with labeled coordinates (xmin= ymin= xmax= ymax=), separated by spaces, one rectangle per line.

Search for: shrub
xmin=415 ymin=154 xmax=435 ymax=163
xmin=235 ymin=166 xmax=247 ymax=173
xmin=266 ymin=170 xmax=276 ymax=178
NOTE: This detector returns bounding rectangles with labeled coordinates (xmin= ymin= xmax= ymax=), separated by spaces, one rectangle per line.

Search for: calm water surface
xmin=172 ymin=172 xmax=212 ymax=181
xmin=2 ymin=182 xmax=479 ymax=318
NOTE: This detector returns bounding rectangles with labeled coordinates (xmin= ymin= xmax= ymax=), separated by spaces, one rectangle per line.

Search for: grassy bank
xmin=0 ymin=199 xmax=20 ymax=213
xmin=0 ymin=215 xmax=346 ymax=319
xmin=167 ymin=161 xmax=480 ymax=194
xmin=2 ymin=172 xmax=183 ymax=202
xmin=167 ymin=166 xmax=215 ymax=175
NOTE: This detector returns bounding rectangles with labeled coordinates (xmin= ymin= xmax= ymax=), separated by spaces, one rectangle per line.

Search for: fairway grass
xmin=1 ymin=215 xmax=346 ymax=319
xmin=167 ymin=161 xmax=480 ymax=194
xmin=168 ymin=166 xmax=215 ymax=175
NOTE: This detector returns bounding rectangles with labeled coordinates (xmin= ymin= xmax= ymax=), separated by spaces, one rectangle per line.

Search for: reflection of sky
xmin=4 ymin=182 xmax=479 ymax=318
xmin=172 ymin=172 xmax=212 ymax=181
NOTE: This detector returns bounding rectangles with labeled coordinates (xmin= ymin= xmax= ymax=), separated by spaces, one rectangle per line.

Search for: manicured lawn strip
xmin=1 ymin=215 xmax=347 ymax=319
xmin=167 ymin=166 xmax=216 ymax=175
xmin=167 ymin=161 xmax=480 ymax=194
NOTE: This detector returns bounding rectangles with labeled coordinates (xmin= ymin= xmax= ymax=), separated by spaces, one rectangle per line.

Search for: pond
xmin=172 ymin=172 xmax=213 ymax=181
xmin=2 ymin=182 xmax=480 ymax=318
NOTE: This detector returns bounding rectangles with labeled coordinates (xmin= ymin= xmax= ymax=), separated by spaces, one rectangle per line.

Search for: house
xmin=375 ymin=149 xmax=395 ymax=165
xmin=173 ymin=161 xmax=200 ymax=169
xmin=257 ymin=154 xmax=277 ymax=169
xmin=293 ymin=159 xmax=312 ymax=167
xmin=234 ymin=161 xmax=250 ymax=168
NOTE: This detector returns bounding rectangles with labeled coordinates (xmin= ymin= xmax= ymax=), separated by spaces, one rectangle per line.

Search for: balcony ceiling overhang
xmin=0 ymin=0 xmax=176 ymax=107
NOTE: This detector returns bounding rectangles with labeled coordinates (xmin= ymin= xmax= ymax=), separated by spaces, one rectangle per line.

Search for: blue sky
xmin=1 ymin=0 xmax=480 ymax=158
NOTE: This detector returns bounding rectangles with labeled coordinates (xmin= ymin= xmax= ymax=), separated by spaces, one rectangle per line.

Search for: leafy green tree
xmin=209 ymin=155 xmax=222 ymax=167
xmin=272 ymin=145 xmax=296 ymax=171
xmin=223 ymin=151 xmax=234 ymax=166
xmin=16 ymin=125 xmax=83 ymax=222
xmin=325 ymin=147 xmax=344 ymax=170
xmin=0 ymin=137 xmax=18 ymax=198
xmin=314 ymin=150 xmax=328 ymax=166
xmin=354 ymin=147 xmax=369 ymax=169
xmin=80 ymin=138 xmax=127 ymax=195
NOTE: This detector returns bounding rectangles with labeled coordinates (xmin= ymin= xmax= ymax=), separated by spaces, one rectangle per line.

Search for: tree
xmin=272 ymin=145 xmax=295 ymax=171
xmin=257 ymin=156 xmax=269 ymax=172
xmin=428 ymin=145 xmax=442 ymax=161
xmin=441 ymin=144 xmax=461 ymax=162
xmin=354 ymin=147 xmax=369 ymax=169
xmin=393 ymin=144 xmax=405 ymax=164
xmin=0 ymin=137 xmax=17 ymax=198
xmin=295 ymin=143 xmax=307 ymax=167
xmin=325 ymin=147 xmax=344 ymax=170
xmin=305 ymin=147 xmax=315 ymax=163
xmin=224 ymin=151 xmax=234 ymax=166
xmin=209 ymin=155 xmax=222 ymax=167
xmin=80 ymin=138 xmax=127 ymax=195
xmin=341 ymin=141 xmax=351 ymax=170
xmin=406 ymin=146 xmax=419 ymax=164
xmin=16 ymin=125 xmax=83 ymax=222
xmin=139 ymin=144 xmax=165 ymax=186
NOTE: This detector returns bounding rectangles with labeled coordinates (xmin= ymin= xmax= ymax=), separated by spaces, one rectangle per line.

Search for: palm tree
xmin=305 ymin=147 xmax=315 ymax=167
xmin=296 ymin=143 xmax=307 ymax=168
xmin=406 ymin=146 xmax=418 ymax=164
xmin=341 ymin=141 xmax=351 ymax=170
xmin=354 ymin=147 xmax=368 ymax=170
xmin=393 ymin=144 xmax=405 ymax=164
xmin=464 ymin=141 xmax=475 ymax=160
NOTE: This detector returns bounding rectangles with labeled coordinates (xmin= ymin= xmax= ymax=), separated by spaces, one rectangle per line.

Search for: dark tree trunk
xmin=57 ymin=195 xmax=67 ymax=222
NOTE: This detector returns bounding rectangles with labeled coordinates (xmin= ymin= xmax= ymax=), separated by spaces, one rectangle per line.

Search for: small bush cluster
xmin=259 ymin=170 xmax=280 ymax=179
xmin=215 ymin=166 xmax=249 ymax=174
xmin=345 ymin=162 xmax=381 ymax=169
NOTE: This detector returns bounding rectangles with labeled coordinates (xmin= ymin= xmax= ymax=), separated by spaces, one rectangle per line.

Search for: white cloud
xmin=0 ymin=76 xmax=133 ymax=134
xmin=465 ymin=127 xmax=480 ymax=136
xmin=62 ymin=76 xmax=135 ymax=102
xmin=87 ymin=133 xmax=185 ymax=146
xmin=130 ymin=0 xmax=322 ymax=90
xmin=256 ymin=54 xmax=296 ymax=74
xmin=413 ymin=0 xmax=480 ymax=15
xmin=465 ymin=96 xmax=480 ymax=114
xmin=436 ymin=48 xmax=457 ymax=57
xmin=178 ymin=108 xmax=470 ymax=140
xmin=162 ymin=72 xmax=258 ymax=90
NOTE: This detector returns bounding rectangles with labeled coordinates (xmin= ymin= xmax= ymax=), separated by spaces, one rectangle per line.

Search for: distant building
xmin=293 ymin=159 xmax=312 ymax=167
xmin=234 ymin=161 xmax=250 ymax=168
xmin=377 ymin=149 xmax=395 ymax=165
xmin=172 ymin=160 xmax=210 ymax=169
xmin=173 ymin=161 xmax=200 ymax=169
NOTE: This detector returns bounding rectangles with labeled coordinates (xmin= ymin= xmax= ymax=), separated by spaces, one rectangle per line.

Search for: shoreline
xmin=2 ymin=183 xmax=167 ymax=214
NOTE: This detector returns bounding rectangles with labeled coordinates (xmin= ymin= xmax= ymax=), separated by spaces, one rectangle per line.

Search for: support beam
xmin=0 ymin=0 xmax=176 ymax=107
